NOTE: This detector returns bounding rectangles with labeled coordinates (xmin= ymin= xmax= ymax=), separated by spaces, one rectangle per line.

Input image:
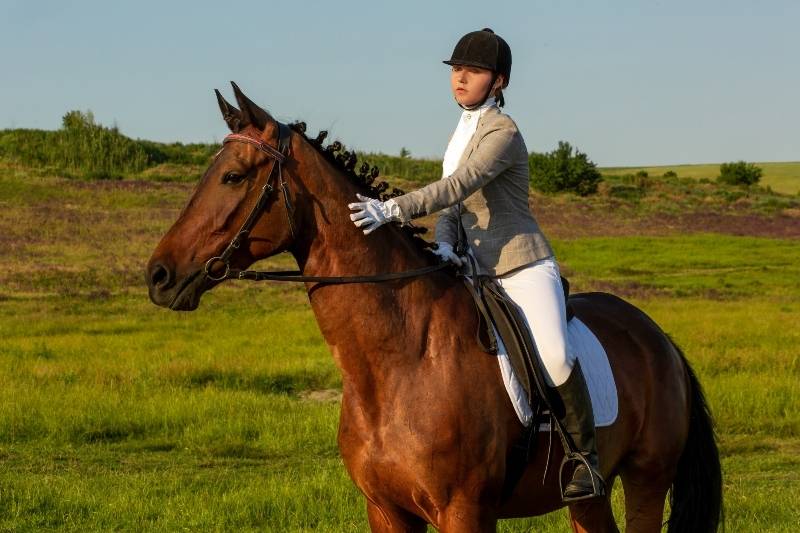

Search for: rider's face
xmin=450 ymin=65 xmax=503 ymax=107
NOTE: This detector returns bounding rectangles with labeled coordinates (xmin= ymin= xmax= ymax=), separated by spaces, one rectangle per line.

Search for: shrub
xmin=529 ymin=141 xmax=602 ymax=195
xmin=663 ymin=170 xmax=677 ymax=178
xmin=607 ymin=183 xmax=644 ymax=201
xmin=0 ymin=110 xmax=219 ymax=180
xmin=358 ymin=151 xmax=442 ymax=183
xmin=718 ymin=161 xmax=762 ymax=186
xmin=58 ymin=110 xmax=151 ymax=178
xmin=632 ymin=172 xmax=650 ymax=191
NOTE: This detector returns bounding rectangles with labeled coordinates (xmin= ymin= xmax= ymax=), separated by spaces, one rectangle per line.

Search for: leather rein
xmin=202 ymin=122 xmax=451 ymax=285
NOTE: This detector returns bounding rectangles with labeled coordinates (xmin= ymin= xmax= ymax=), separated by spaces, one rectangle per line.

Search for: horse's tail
xmin=666 ymin=336 xmax=724 ymax=533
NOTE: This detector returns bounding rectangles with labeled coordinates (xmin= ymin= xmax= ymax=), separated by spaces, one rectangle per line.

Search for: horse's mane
xmin=288 ymin=121 xmax=434 ymax=250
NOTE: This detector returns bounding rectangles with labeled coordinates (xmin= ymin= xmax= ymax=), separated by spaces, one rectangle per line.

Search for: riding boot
xmin=551 ymin=359 xmax=605 ymax=501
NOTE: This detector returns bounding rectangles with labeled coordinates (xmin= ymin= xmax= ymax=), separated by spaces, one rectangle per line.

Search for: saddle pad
xmin=496 ymin=316 xmax=618 ymax=428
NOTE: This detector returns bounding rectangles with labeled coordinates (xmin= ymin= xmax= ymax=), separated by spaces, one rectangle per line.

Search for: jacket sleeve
xmin=391 ymin=124 xmax=518 ymax=222
xmin=434 ymin=203 xmax=461 ymax=245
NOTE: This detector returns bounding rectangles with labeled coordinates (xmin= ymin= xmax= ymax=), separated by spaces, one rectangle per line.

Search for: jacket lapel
xmin=456 ymin=106 xmax=499 ymax=168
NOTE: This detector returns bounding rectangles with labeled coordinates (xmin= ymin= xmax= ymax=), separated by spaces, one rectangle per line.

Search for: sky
xmin=1 ymin=0 xmax=798 ymax=166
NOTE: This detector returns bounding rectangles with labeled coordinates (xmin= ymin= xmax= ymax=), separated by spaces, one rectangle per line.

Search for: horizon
xmin=6 ymin=111 xmax=797 ymax=169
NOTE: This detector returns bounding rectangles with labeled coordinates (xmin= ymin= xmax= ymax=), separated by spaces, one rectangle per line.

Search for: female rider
xmin=347 ymin=28 xmax=604 ymax=501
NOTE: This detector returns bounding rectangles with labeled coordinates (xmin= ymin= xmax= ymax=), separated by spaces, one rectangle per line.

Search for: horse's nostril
xmin=149 ymin=262 xmax=172 ymax=289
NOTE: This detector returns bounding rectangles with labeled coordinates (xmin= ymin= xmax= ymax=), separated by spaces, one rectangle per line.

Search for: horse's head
xmin=146 ymin=82 xmax=296 ymax=311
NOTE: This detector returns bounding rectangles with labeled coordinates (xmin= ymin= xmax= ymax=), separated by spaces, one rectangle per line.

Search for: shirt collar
xmin=460 ymin=95 xmax=497 ymax=123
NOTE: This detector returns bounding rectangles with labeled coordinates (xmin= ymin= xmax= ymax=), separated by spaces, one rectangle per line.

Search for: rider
xmin=347 ymin=28 xmax=604 ymax=501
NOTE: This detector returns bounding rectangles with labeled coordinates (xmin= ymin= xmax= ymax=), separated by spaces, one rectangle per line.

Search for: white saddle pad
xmin=496 ymin=316 xmax=618 ymax=428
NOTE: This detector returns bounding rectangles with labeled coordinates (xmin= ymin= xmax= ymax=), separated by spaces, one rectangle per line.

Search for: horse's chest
xmin=337 ymin=401 xmax=475 ymax=505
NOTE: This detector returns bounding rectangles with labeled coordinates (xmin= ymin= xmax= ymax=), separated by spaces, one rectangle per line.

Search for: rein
xmin=203 ymin=122 xmax=452 ymax=285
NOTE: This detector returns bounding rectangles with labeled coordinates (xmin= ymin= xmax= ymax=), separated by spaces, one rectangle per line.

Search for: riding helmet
xmin=443 ymin=28 xmax=512 ymax=88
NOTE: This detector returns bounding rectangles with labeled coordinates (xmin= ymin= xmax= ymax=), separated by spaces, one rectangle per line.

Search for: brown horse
xmin=146 ymin=83 xmax=722 ymax=532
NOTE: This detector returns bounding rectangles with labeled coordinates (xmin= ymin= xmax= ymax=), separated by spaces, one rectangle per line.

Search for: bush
xmin=718 ymin=161 xmax=762 ymax=186
xmin=0 ymin=110 xmax=220 ymax=180
xmin=607 ymin=183 xmax=644 ymax=201
xmin=529 ymin=141 xmax=602 ymax=195
xmin=358 ymin=151 xmax=442 ymax=184
xmin=663 ymin=170 xmax=677 ymax=178
xmin=0 ymin=110 xmax=151 ymax=178
xmin=58 ymin=110 xmax=151 ymax=178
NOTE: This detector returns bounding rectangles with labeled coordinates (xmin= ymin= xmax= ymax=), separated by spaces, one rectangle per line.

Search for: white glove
xmin=348 ymin=193 xmax=401 ymax=235
xmin=431 ymin=241 xmax=464 ymax=266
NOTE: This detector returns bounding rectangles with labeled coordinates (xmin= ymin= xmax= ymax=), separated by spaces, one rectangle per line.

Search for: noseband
xmin=203 ymin=122 xmax=295 ymax=281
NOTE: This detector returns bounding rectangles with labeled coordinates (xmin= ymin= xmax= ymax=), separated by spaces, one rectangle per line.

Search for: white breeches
xmin=494 ymin=257 xmax=576 ymax=387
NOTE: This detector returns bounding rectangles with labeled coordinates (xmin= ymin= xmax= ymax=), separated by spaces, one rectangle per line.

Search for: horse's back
xmin=570 ymin=291 xmax=691 ymax=458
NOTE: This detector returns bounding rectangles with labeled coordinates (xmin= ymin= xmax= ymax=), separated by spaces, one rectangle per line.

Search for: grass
xmin=600 ymin=161 xmax=800 ymax=195
xmin=1 ymin=171 xmax=798 ymax=531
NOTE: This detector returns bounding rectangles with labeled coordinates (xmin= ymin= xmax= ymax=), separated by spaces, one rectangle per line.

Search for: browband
xmin=223 ymin=131 xmax=287 ymax=162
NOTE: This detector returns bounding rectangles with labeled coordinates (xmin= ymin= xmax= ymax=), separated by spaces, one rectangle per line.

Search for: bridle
xmin=202 ymin=122 xmax=295 ymax=282
xmin=202 ymin=121 xmax=451 ymax=285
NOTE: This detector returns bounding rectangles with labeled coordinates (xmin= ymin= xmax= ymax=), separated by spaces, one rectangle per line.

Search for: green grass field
xmin=1 ymin=171 xmax=798 ymax=531
xmin=600 ymin=161 xmax=800 ymax=196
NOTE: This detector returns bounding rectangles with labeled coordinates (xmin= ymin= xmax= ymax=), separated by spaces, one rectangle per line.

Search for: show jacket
xmin=392 ymin=106 xmax=553 ymax=276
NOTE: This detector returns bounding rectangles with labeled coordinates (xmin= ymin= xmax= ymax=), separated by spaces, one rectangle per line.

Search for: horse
xmin=145 ymin=83 xmax=722 ymax=532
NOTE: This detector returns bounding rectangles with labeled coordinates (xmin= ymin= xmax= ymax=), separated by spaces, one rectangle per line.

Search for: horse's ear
xmin=215 ymin=89 xmax=242 ymax=132
xmin=230 ymin=81 xmax=272 ymax=131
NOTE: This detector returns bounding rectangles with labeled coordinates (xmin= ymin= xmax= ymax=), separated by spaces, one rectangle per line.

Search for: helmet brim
xmin=442 ymin=59 xmax=495 ymax=71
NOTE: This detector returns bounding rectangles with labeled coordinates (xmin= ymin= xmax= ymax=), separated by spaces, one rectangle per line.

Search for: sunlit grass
xmin=1 ymin=172 xmax=798 ymax=530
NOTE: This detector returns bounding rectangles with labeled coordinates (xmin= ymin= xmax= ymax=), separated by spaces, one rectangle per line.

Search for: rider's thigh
xmin=496 ymin=258 xmax=575 ymax=386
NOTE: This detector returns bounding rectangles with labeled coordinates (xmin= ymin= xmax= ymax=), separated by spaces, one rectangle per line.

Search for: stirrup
xmin=558 ymin=452 xmax=606 ymax=503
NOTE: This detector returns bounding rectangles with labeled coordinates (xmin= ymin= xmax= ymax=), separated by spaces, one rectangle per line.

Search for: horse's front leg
xmin=438 ymin=502 xmax=498 ymax=533
xmin=366 ymin=499 xmax=427 ymax=533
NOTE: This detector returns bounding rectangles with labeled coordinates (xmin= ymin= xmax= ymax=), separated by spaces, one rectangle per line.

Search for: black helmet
xmin=443 ymin=28 xmax=512 ymax=88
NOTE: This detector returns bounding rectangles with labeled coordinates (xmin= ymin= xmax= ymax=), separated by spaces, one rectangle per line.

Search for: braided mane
xmin=288 ymin=121 xmax=433 ymax=249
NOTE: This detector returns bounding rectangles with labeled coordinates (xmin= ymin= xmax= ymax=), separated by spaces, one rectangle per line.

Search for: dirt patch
xmin=64 ymin=178 xmax=191 ymax=193
xmin=573 ymin=280 xmax=671 ymax=299
xmin=413 ymin=197 xmax=800 ymax=240
xmin=298 ymin=389 xmax=342 ymax=403
xmin=532 ymin=201 xmax=800 ymax=239
xmin=571 ymin=280 xmax=731 ymax=300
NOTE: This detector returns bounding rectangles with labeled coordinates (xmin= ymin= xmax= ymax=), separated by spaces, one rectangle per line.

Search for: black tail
xmin=667 ymin=337 xmax=724 ymax=532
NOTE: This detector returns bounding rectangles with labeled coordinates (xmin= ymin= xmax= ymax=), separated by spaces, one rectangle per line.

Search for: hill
xmin=600 ymin=161 xmax=800 ymax=195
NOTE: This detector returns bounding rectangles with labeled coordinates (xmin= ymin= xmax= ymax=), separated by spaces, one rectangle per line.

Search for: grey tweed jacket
xmin=392 ymin=106 xmax=553 ymax=276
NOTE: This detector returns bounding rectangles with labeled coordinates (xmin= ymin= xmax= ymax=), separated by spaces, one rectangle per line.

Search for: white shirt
xmin=442 ymin=95 xmax=498 ymax=179
xmin=381 ymin=96 xmax=497 ymax=221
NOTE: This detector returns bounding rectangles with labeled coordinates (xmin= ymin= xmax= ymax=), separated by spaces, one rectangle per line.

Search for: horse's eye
xmin=222 ymin=171 xmax=245 ymax=184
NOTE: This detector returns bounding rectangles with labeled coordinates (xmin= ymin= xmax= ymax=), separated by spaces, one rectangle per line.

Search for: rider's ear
xmin=215 ymin=89 xmax=243 ymax=133
xmin=230 ymin=81 xmax=272 ymax=131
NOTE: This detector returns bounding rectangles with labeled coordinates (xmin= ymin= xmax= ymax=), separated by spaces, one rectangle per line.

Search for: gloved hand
xmin=348 ymin=193 xmax=401 ymax=235
xmin=431 ymin=241 xmax=464 ymax=266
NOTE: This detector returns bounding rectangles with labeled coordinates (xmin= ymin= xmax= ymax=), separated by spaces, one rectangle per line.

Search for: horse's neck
xmin=287 ymin=144 xmax=422 ymax=276
xmin=286 ymin=141 xmax=433 ymax=402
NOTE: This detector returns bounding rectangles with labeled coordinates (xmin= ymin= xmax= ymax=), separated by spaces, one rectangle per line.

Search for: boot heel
xmin=560 ymin=452 xmax=605 ymax=502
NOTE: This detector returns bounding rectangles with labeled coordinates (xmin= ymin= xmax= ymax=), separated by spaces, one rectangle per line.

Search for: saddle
xmin=463 ymin=271 xmax=573 ymax=403
xmin=458 ymin=255 xmax=578 ymax=500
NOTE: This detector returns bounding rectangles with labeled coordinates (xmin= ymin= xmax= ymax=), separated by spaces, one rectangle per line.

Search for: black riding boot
xmin=551 ymin=359 xmax=605 ymax=501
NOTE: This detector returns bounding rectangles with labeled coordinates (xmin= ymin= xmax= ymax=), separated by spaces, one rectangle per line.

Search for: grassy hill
xmin=2 ymin=111 xmax=798 ymax=199
xmin=600 ymin=161 xmax=800 ymax=195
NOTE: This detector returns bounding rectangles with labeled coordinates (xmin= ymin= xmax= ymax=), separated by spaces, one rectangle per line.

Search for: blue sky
xmin=2 ymin=0 xmax=797 ymax=166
